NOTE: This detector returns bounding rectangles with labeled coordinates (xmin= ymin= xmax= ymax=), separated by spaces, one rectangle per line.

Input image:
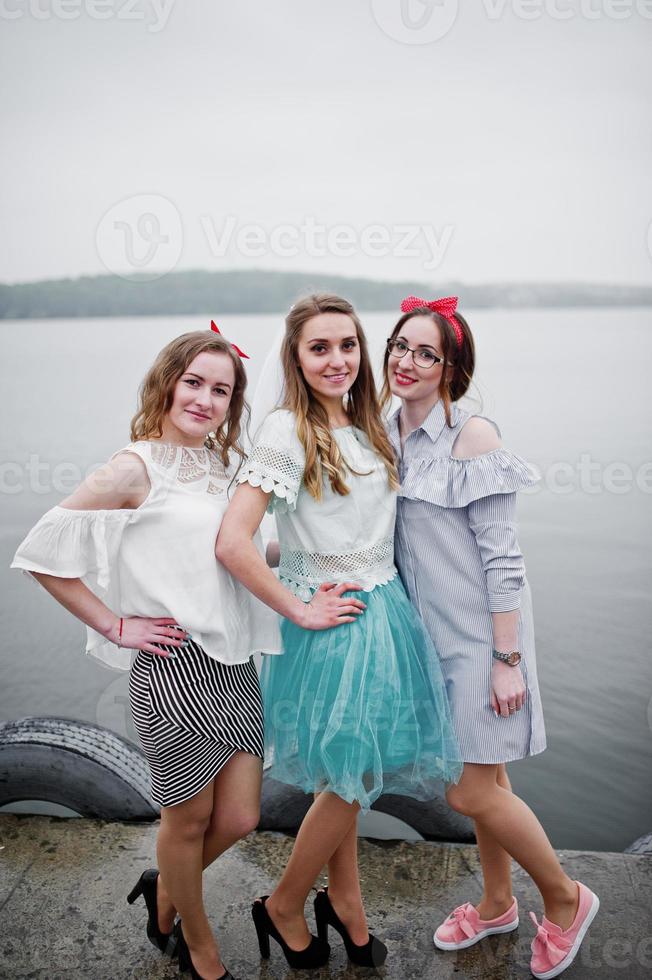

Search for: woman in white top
xmin=11 ymin=328 xmax=328 ymax=980
xmin=217 ymin=294 xmax=462 ymax=972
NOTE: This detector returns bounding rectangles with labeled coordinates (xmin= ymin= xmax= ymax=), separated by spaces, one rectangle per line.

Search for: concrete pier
xmin=1 ymin=814 xmax=651 ymax=979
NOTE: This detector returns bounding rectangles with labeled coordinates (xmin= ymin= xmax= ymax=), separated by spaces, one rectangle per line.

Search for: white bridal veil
xmin=247 ymin=322 xmax=286 ymax=550
xmin=249 ymin=324 xmax=286 ymax=437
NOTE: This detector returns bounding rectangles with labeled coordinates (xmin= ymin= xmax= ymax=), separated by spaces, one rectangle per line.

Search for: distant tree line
xmin=1 ymin=269 xmax=651 ymax=319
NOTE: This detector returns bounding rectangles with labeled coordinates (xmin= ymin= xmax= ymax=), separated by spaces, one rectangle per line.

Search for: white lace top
xmin=237 ymin=410 xmax=398 ymax=601
xmin=11 ymin=441 xmax=281 ymax=671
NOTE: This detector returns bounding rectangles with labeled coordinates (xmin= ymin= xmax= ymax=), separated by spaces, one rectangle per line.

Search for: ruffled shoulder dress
xmin=388 ymin=400 xmax=547 ymax=764
xmin=237 ymin=409 xmax=462 ymax=811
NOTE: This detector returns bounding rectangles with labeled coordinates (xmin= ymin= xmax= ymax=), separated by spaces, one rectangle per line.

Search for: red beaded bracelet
xmin=118 ymin=617 xmax=124 ymax=646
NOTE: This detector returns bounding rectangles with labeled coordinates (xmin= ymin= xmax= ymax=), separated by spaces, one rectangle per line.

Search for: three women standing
xmin=11 ymin=297 xmax=599 ymax=980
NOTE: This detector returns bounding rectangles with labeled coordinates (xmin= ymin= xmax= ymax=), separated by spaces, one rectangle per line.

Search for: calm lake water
xmin=1 ymin=309 xmax=651 ymax=851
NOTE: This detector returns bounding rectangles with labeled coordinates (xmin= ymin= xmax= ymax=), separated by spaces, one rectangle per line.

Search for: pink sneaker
xmin=529 ymin=881 xmax=600 ymax=979
xmin=433 ymin=898 xmax=519 ymax=950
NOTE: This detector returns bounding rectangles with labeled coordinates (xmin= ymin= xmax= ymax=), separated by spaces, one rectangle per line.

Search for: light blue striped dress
xmin=389 ymin=400 xmax=547 ymax=764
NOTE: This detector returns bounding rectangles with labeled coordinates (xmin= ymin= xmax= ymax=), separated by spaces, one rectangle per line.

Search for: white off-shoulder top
xmin=237 ymin=410 xmax=398 ymax=601
xmin=11 ymin=441 xmax=281 ymax=671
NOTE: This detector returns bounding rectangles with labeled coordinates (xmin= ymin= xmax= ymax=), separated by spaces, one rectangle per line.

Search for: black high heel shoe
xmin=251 ymin=895 xmax=330 ymax=969
xmin=176 ymin=923 xmax=235 ymax=980
xmin=127 ymin=868 xmax=178 ymax=956
xmin=314 ymin=887 xmax=388 ymax=967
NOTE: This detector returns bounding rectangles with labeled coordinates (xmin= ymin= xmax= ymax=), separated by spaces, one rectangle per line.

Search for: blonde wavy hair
xmin=281 ymin=294 xmax=399 ymax=501
xmin=130 ymin=331 xmax=249 ymax=466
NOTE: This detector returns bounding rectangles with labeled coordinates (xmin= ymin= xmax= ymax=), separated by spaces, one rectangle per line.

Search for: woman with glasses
xmin=382 ymin=297 xmax=599 ymax=980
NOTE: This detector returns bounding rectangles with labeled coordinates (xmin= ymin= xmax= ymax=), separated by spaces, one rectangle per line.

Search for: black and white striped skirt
xmin=128 ymin=639 xmax=264 ymax=808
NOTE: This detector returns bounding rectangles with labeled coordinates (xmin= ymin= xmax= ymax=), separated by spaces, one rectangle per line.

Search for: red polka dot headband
xmin=400 ymin=295 xmax=463 ymax=349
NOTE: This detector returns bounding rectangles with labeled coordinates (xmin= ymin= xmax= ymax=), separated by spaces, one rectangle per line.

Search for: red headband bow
xmin=400 ymin=295 xmax=463 ymax=349
xmin=210 ymin=320 xmax=250 ymax=359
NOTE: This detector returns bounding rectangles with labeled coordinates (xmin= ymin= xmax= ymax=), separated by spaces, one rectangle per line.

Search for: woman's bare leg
xmin=156 ymin=780 xmax=225 ymax=979
xmin=202 ymin=751 xmax=262 ymax=865
xmin=156 ymin=752 xmax=262 ymax=929
xmin=265 ymin=792 xmax=360 ymax=951
xmin=474 ymin=765 xmax=516 ymax=920
xmin=446 ymin=763 xmax=578 ymax=929
xmin=324 ymin=816 xmax=369 ymax=945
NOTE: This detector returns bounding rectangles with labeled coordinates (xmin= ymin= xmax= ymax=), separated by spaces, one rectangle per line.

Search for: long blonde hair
xmin=130 ymin=331 xmax=249 ymax=467
xmin=281 ymin=294 xmax=399 ymax=500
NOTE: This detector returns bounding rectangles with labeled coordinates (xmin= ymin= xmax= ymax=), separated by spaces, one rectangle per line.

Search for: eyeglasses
xmin=386 ymin=339 xmax=444 ymax=369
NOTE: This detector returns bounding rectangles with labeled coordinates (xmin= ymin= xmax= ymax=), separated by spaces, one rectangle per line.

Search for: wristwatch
xmin=492 ymin=649 xmax=522 ymax=667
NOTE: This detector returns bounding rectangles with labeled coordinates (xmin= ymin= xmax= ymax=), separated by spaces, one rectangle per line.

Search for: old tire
xmin=624 ymin=832 xmax=652 ymax=855
xmin=0 ymin=716 xmax=157 ymax=820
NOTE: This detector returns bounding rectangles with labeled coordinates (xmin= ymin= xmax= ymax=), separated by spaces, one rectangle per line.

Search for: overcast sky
xmin=2 ymin=0 xmax=651 ymax=285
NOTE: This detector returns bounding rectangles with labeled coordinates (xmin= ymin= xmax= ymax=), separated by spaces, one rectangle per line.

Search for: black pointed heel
xmin=176 ymin=923 xmax=235 ymax=980
xmin=127 ymin=867 xmax=178 ymax=956
xmin=314 ymin=887 xmax=388 ymax=967
xmin=251 ymin=895 xmax=330 ymax=969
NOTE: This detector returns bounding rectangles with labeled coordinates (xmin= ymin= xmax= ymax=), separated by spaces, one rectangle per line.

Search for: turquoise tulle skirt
xmin=260 ymin=574 xmax=462 ymax=811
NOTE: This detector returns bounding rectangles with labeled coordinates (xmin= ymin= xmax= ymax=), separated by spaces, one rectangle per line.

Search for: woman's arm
xmin=492 ymin=609 xmax=520 ymax=654
xmin=32 ymin=572 xmax=185 ymax=654
xmin=58 ymin=450 xmax=150 ymax=510
xmin=27 ymin=453 xmax=187 ymax=653
xmin=471 ymin=498 xmax=527 ymax=718
xmin=454 ymin=420 xmax=527 ymax=717
xmin=33 ymin=572 xmax=123 ymax=645
xmin=216 ymin=482 xmax=367 ymax=630
xmin=454 ymin=420 xmax=527 ymax=613
xmin=452 ymin=416 xmax=502 ymax=458
xmin=490 ymin=609 xmax=526 ymax=717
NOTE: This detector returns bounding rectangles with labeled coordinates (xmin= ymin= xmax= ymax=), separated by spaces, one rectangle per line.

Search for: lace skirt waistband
xmin=278 ymin=536 xmax=397 ymax=602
